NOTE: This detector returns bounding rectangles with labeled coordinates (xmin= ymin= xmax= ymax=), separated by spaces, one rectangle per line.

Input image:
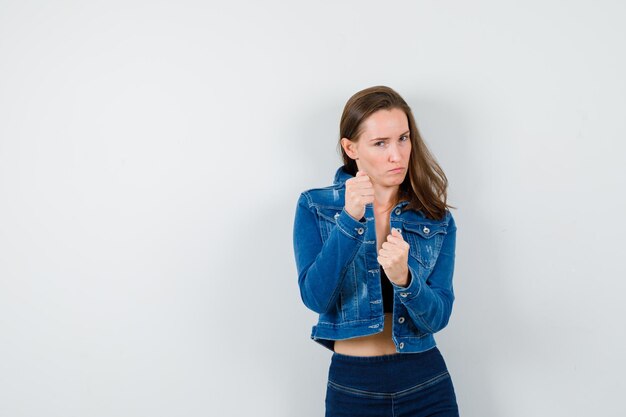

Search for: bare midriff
xmin=333 ymin=313 xmax=399 ymax=356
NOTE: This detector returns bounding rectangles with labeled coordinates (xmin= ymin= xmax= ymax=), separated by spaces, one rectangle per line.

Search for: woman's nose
xmin=388 ymin=144 xmax=400 ymax=161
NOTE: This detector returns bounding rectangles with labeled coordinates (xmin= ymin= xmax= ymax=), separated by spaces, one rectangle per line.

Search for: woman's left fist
xmin=377 ymin=228 xmax=410 ymax=287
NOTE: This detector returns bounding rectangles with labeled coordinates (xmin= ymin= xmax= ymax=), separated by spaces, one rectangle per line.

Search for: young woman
xmin=292 ymin=85 xmax=460 ymax=416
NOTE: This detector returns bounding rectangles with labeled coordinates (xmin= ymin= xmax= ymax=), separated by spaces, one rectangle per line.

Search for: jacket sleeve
xmin=292 ymin=191 xmax=368 ymax=314
xmin=391 ymin=212 xmax=457 ymax=334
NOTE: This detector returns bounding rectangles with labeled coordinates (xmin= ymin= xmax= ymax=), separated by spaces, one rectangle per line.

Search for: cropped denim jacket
xmin=292 ymin=165 xmax=457 ymax=353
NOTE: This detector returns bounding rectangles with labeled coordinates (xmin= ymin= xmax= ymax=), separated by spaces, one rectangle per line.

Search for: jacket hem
xmin=310 ymin=323 xmax=438 ymax=353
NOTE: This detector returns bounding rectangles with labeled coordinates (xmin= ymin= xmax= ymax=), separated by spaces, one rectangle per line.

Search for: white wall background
xmin=1 ymin=1 xmax=625 ymax=416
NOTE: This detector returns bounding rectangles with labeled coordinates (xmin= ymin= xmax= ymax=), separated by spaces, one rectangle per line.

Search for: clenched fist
xmin=378 ymin=228 xmax=410 ymax=287
xmin=344 ymin=170 xmax=374 ymax=221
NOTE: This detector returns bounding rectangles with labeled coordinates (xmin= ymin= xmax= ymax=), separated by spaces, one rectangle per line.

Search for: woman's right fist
xmin=344 ymin=170 xmax=374 ymax=221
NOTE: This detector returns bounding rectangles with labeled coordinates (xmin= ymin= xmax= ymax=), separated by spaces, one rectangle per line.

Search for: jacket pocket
xmin=314 ymin=206 xmax=343 ymax=242
xmin=402 ymin=222 xmax=448 ymax=269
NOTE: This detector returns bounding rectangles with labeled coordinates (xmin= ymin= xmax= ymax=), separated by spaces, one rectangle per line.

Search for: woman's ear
xmin=341 ymin=137 xmax=358 ymax=160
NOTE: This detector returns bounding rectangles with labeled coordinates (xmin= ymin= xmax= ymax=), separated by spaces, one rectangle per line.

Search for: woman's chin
xmin=380 ymin=180 xmax=403 ymax=188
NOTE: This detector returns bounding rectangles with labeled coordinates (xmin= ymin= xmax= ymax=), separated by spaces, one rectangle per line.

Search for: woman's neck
xmin=373 ymin=186 xmax=400 ymax=214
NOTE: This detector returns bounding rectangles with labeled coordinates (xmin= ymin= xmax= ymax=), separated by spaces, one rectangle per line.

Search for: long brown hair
xmin=337 ymin=85 xmax=456 ymax=220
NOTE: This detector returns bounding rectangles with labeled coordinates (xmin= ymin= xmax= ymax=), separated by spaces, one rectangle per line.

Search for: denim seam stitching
xmin=317 ymin=317 xmax=381 ymax=325
xmin=352 ymin=262 xmax=359 ymax=318
xmin=414 ymin=312 xmax=436 ymax=334
xmin=322 ymin=238 xmax=361 ymax=313
xmin=327 ymin=371 xmax=450 ymax=399
xmin=394 ymin=371 xmax=450 ymax=398
xmin=335 ymin=217 xmax=363 ymax=242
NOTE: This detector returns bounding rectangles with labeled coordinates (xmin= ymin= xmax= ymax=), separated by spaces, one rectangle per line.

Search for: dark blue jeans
xmin=325 ymin=346 xmax=459 ymax=416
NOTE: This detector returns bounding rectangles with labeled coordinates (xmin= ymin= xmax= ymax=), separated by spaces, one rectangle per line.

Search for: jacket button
xmin=398 ymin=317 xmax=405 ymax=324
xmin=357 ymin=227 xmax=364 ymax=235
xmin=423 ymin=226 xmax=430 ymax=234
xmin=399 ymin=342 xmax=405 ymax=349
xmin=399 ymin=292 xmax=408 ymax=297
xmin=394 ymin=208 xmax=401 ymax=215
xmin=334 ymin=212 xmax=340 ymax=220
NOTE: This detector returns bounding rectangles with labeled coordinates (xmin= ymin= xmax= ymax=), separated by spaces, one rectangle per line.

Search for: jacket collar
xmin=333 ymin=165 xmax=353 ymax=185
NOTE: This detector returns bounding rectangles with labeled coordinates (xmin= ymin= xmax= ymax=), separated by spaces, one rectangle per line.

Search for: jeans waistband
xmin=331 ymin=347 xmax=437 ymax=363
xmin=328 ymin=346 xmax=448 ymax=393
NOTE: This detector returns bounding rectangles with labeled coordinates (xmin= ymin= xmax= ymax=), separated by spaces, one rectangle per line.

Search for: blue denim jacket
xmin=292 ymin=165 xmax=457 ymax=353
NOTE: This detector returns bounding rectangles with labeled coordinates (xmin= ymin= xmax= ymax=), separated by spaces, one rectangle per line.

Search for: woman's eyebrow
xmin=369 ymin=130 xmax=410 ymax=142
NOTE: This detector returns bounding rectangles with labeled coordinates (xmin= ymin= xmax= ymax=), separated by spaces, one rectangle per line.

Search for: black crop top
xmin=380 ymin=266 xmax=394 ymax=313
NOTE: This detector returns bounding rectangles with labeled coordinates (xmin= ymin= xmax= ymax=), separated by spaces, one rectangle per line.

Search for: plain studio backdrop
xmin=1 ymin=1 xmax=625 ymax=416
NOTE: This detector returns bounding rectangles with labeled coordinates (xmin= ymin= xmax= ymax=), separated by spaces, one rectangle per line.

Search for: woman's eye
xmin=400 ymin=135 xmax=409 ymax=141
xmin=375 ymin=141 xmax=386 ymax=147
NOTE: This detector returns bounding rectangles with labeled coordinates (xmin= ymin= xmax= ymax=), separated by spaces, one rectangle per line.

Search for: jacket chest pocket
xmin=402 ymin=222 xmax=447 ymax=269
xmin=314 ymin=206 xmax=342 ymax=242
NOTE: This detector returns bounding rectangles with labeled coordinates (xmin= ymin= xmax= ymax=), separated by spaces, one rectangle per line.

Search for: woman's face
xmin=342 ymin=107 xmax=412 ymax=188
